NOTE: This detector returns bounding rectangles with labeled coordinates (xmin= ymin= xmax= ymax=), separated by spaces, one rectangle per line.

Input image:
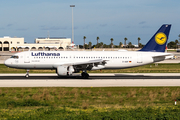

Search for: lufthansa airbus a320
xmin=5 ymin=24 xmax=172 ymax=78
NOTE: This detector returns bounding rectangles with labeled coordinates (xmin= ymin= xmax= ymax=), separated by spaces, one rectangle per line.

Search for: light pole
xmin=70 ymin=5 xmax=75 ymax=45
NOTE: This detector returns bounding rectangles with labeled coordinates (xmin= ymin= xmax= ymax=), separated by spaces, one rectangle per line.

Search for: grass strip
xmin=1 ymin=106 xmax=180 ymax=119
xmin=0 ymin=87 xmax=180 ymax=119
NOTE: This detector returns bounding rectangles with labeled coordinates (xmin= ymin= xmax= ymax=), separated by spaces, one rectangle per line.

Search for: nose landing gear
xmin=25 ymin=69 xmax=29 ymax=78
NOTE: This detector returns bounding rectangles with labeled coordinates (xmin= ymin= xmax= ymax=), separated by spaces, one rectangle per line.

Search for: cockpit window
xmin=10 ymin=55 xmax=19 ymax=59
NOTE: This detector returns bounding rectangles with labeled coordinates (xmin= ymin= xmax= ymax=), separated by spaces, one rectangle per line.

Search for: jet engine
xmin=56 ymin=65 xmax=75 ymax=76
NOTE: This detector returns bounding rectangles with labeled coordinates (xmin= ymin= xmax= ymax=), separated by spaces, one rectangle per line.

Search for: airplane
xmin=5 ymin=24 xmax=172 ymax=78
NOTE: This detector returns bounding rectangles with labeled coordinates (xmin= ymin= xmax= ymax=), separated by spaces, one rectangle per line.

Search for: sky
xmin=0 ymin=0 xmax=180 ymax=45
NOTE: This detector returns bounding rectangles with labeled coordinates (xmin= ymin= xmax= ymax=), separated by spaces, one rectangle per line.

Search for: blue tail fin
xmin=139 ymin=24 xmax=171 ymax=52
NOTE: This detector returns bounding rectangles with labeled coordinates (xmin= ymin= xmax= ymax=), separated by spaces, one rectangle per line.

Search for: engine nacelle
xmin=57 ymin=66 xmax=68 ymax=76
xmin=56 ymin=65 xmax=75 ymax=76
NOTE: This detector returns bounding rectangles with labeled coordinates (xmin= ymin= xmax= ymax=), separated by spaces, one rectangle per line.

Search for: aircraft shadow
xmin=0 ymin=74 xmax=180 ymax=80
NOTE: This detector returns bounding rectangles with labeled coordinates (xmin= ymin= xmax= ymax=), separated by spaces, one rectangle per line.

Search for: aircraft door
xmin=137 ymin=53 xmax=143 ymax=63
xmin=24 ymin=52 xmax=30 ymax=63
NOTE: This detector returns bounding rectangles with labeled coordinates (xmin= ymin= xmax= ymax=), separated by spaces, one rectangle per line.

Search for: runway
xmin=0 ymin=73 xmax=180 ymax=87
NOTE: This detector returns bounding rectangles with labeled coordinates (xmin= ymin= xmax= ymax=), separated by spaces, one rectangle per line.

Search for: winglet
xmin=139 ymin=24 xmax=171 ymax=52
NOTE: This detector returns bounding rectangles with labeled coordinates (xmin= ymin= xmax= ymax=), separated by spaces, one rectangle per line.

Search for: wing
xmin=53 ymin=59 xmax=108 ymax=71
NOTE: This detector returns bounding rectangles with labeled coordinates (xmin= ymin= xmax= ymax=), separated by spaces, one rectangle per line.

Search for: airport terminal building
xmin=0 ymin=36 xmax=71 ymax=51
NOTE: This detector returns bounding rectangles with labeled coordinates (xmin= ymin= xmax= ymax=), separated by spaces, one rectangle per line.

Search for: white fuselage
xmin=4 ymin=51 xmax=168 ymax=70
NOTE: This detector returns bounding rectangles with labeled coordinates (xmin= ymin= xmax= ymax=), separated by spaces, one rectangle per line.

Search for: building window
xmin=17 ymin=42 xmax=20 ymax=44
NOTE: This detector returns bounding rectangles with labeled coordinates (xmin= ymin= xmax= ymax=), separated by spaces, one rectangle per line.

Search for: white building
xmin=0 ymin=36 xmax=71 ymax=51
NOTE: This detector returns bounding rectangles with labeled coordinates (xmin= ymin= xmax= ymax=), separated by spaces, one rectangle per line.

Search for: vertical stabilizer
xmin=139 ymin=24 xmax=171 ymax=52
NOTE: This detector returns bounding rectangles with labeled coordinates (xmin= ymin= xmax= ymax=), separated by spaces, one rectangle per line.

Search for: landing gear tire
xmin=81 ymin=72 xmax=89 ymax=79
xmin=25 ymin=74 xmax=29 ymax=78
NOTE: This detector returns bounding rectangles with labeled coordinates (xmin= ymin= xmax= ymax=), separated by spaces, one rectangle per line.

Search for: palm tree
xmin=88 ymin=42 xmax=92 ymax=49
xmin=124 ymin=37 xmax=127 ymax=47
xmin=175 ymin=39 xmax=179 ymax=49
xmin=138 ymin=37 xmax=141 ymax=47
xmin=119 ymin=42 xmax=122 ymax=48
xmin=128 ymin=42 xmax=132 ymax=48
xmin=110 ymin=38 xmax=114 ymax=48
xmin=96 ymin=37 xmax=100 ymax=46
xmin=83 ymin=36 xmax=86 ymax=49
xmin=100 ymin=42 xmax=103 ymax=48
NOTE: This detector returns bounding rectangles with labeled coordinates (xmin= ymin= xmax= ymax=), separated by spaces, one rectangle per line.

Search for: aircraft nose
xmin=4 ymin=59 xmax=11 ymax=67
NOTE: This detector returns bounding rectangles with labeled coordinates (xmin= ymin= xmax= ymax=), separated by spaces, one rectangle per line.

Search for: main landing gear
xmin=25 ymin=69 xmax=30 ymax=78
xmin=81 ymin=72 xmax=89 ymax=79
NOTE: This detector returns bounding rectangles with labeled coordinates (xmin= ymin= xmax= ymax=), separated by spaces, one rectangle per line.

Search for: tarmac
xmin=0 ymin=73 xmax=180 ymax=87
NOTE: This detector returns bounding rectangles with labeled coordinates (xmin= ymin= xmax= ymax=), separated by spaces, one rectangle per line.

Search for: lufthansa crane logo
xmin=155 ymin=32 xmax=167 ymax=45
